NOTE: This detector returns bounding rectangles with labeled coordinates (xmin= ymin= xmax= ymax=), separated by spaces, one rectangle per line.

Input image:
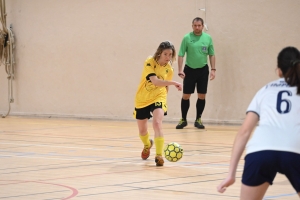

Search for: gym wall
xmin=0 ymin=0 xmax=299 ymax=124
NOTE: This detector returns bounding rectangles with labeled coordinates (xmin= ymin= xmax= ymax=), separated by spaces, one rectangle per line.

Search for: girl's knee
xmin=152 ymin=119 xmax=162 ymax=129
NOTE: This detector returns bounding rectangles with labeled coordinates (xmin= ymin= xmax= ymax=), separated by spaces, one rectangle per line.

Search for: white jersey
xmin=246 ymin=78 xmax=300 ymax=155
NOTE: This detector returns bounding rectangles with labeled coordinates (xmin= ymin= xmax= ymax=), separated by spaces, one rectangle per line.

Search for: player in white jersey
xmin=217 ymin=46 xmax=300 ymax=199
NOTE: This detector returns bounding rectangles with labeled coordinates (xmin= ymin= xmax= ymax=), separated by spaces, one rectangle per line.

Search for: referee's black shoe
xmin=176 ymin=119 xmax=187 ymax=129
xmin=194 ymin=118 xmax=205 ymax=129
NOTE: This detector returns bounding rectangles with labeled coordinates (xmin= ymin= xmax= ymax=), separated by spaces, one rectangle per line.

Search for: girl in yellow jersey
xmin=133 ymin=41 xmax=182 ymax=166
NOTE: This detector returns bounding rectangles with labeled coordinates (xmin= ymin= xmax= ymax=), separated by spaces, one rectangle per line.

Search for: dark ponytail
xmin=285 ymin=60 xmax=300 ymax=94
xmin=277 ymin=47 xmax=300 ymax=95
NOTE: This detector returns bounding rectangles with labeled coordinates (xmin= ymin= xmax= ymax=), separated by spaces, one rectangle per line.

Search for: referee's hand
xmin=210 ymin=70 xmax=216 ymax=80
xmin=178 ymin=72 xmax=185 ymax=79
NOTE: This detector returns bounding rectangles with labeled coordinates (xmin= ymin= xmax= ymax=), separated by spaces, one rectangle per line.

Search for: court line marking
xmin=0 ymin=134 xmax=233 ymax=147
xmin=0 ymin=142 xmax=232 ymax=157
xmin=0 ymin=154 xmax=234 ymax=167
xmin=264 ymin=192 xmax=297 ymax=199
xmin=0 ymin=159 xmax=233 ymax=184
xmin=0 ymin=180 xmax=78 ymax=199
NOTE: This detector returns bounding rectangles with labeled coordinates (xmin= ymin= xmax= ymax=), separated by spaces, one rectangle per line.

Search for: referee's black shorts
xmin=183 ymin=64 xmax=209 ymax=94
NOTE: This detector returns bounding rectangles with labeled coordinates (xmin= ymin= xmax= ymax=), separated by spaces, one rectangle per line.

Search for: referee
xmin=176 ymin=17 xmax=216 ymax=129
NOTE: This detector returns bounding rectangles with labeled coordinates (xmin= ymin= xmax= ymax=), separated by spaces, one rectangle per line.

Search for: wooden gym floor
xmin=0 ymin=117 xmax=298 ymax=200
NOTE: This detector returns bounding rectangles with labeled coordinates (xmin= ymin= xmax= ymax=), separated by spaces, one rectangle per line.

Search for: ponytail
xmin=284 ymin=60 xmax=300 ymax=95
xmin=277 ymin=46 xmax=300 ymax=95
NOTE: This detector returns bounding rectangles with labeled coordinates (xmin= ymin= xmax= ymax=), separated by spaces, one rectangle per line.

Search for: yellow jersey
xmin=134 ymin=56 xmax=174 ymax=108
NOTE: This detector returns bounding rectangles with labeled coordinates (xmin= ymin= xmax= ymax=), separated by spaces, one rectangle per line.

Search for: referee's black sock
xmin=196 ymin=98 xmax=206 ymax=120
xmin=181 ymin=98 xmax=190 ymax=121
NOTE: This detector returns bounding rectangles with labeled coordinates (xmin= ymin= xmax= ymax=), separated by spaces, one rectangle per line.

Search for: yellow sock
xmin=139 ymin=133 xmax=151 ymax=148
xmin=154 ymin=137 xmax=164 ymax=156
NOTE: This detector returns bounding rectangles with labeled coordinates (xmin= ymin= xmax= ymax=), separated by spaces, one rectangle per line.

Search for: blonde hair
xmin=153 ymin=41 xmax=176 ymax=64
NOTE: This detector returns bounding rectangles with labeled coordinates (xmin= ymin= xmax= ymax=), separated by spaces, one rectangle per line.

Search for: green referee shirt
xmin=178 ymin=32 xmax=215 ymax=69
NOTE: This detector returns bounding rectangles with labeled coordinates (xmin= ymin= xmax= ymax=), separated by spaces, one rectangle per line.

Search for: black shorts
xmin=133 ymin=102 xmax=167 ymax=120
xmin=242 ymin=150 xmax=300 ymax=192
xmin=183 ymin=64 xmax=209 ymax=94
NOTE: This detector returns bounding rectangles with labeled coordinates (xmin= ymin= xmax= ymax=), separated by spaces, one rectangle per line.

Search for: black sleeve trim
xmin=246 ymin=110 xmax=260 ymax=118
xmin=146 ymin=73 xmax=156 ymax=81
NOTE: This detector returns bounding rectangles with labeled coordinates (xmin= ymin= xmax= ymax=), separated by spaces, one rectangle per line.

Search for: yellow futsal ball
xmin=164 ymin=142 xmax=183 ymax=162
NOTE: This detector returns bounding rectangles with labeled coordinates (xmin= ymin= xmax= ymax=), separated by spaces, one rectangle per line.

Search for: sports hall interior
xmin=0 ymin=0 xmax=299 ymax=199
